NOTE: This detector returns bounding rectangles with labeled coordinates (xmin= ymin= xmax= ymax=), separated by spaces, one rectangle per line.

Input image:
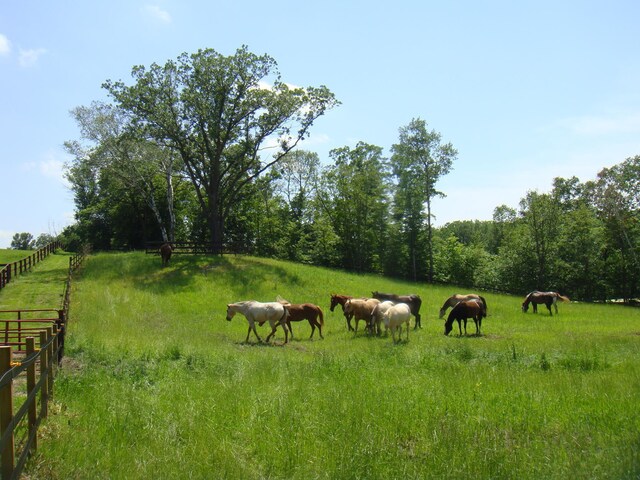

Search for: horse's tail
xmin=558 ymin=294 xmax=570 ymax=302
xmin=478 ymin=295 xmax=488 ymax=317
xmin=317 ymin=306 xmax=324 ymax=325
xmin=276 ymin=295 xmax=290 ymax=305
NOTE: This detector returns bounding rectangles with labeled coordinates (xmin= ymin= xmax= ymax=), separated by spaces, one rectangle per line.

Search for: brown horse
xmin=277 ymin=301 xmax=325 ymax=339
xmin=444 ymin=299 xmax=484 ymax=336
xmin=372 ymin=291 xmax=422 ymax=329
xmin=344 ymin=298 xmax=380 ymax=334
xmin=439 ymin=294 xmax=488 ymax=319
xmin=522 ymin=291 xmax=570 ymax=315
xmin=160 ymin=242 xmax=172 ymax=267
xmin=330 ymin=294 xmax=355 ymax=331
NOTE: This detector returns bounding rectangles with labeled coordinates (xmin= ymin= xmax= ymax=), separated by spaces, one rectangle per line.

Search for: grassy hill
xmin=12 ymin=252 xmax=640 ymax=479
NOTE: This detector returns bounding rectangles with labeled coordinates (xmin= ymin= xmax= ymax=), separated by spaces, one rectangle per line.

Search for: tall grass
xmin=21 ymin=252 xmax=640 ymax=479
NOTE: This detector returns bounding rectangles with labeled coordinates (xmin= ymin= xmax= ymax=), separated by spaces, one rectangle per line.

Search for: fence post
xmin=46 ymin=328 xmax=54 ymax=397
xmin=39 ymin=331 xmax=48 ymax=420
xmin=0 ymin=346 xmax=15 ymax=480
xmin=26 ymin=337 xmax=37 ymax=453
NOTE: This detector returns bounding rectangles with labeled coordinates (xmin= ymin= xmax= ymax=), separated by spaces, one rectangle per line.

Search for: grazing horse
xmin=370 ymin=301 xmax=396 ymax=336
xmin=444 ymin=299 xmax=484 ymax=336
xmin=439 ymin=294 xmax=488 ymax=319
xmin=226 ymin=301 xmax=289 ymax=344
xmin=160 ymin=242 xmax=172 ymax=267
xmin=522 ymin=291 xmax=570 ymax=315
xmin=343 ymin=298 xmax=380 ymax=334
xmin=276 ymin=298 xmax=325 ymax=339
xmin=382 ymin=303 xmax=412 ymax=343
xmin=330 ymin=294 xmax=355 ymax=331
xmin=372 ymin=291 xmax=423 ymax=329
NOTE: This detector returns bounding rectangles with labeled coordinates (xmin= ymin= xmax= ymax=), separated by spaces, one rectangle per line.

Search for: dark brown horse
xmin=522 ymin=291 xmax=570 ymax=315
xmin=160 ymin=242 xmax=172 ymax=267
xmin=330 ymin=294 xmax=355 ymax=331
xmin=439 ymin=294 xmax=487 ymax=319
xmin=444 ymin=299 xmax=484 ymax=336
xmin=280 ymin=303 xmax=325 ymax=339
xmin=372 ymin=291 xmax=422 ymax=329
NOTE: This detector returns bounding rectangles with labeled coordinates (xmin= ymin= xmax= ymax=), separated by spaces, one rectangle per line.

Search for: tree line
xmin=58 ymin=46 xmax=639 ymax=302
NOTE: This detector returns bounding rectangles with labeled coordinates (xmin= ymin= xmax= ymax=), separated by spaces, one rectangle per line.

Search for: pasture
xmin=15 ymin=252 xmax=640 ymax=479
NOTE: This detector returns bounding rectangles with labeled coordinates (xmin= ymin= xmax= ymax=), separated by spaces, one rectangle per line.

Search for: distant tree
xmin=390 ymin=118 xmax=457 ymax=282
xmin=35 ymin=233 xmax=56 ymax=248
xmin=11 ymin=232 xmax=35 ymax=250
xmin=103 ymin=46 xmax=339 ymax=254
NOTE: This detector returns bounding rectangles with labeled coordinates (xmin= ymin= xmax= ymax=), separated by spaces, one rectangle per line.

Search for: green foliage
xmin=10 ymin=232 xmax=35 ymax=250
xmin=22 ymin=252 xmax=640 ymax=480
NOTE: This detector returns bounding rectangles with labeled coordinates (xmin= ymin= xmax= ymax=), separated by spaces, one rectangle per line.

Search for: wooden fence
xmin=0 ymin=242 xmax=62 ymax=292
xmin=0 ymin=246 xmax=86 ymax=479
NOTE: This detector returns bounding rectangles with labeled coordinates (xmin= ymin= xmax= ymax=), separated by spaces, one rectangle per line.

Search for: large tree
xmin=103 ymin=46 xmax=338 ymax=253
xmin=390 ymin=118 xmax=457 ymax=282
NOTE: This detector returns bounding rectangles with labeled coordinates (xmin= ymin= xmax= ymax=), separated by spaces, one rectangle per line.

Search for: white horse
xmin=370 ymin=300 xmax=395 ymax=335
xmin=226 ymin=301 xmax=289 ymax=344
xmin=382 ymin=303 xmax=412 ymax=343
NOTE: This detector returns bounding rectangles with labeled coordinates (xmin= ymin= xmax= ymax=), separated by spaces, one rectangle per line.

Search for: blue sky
xmin=1 ymin=1 xmax=639 ymax=248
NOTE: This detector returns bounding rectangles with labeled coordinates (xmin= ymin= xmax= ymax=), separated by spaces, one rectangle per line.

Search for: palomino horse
xmin=444 ymin=299 xmax=484 ymax=336
xmin=343 ymin=298 xmax=380 ymax=334
xmin=522 ymin=291 xmax=570 ymax=315
xmin=277 ymin=298 xmax=325 ymax=339
xmin=382 ymin=303 xmax=412 ymax=343
xmin=372 ymin=291 xmax=422 ymax=329
xmin=226 ymin=301 xmax=289 ymax=344
xmin=160 ymin=242 xmax=172 ymax=267
xmin=439 ymin=294 xmax=487 ymax=319
xmin=330 ymin=294 xmax=354 ymax=331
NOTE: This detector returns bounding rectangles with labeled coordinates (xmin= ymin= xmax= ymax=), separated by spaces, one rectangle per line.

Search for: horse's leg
xmin=547 ymin=302 xmax=553 ymax=315
xmin=248 ymin=320 xmax=262 ymax=343
xmin=308 ymin=319 xmax=315 ymax=339
xmin=457 ymin=319 xmax=462 ymax=336
xmin=553 ymin=298 xmax=559 ymax=314
xmin=406 ymin=320 xmax=410 ymax=341
xmin=463 ymin=319 xmax=468 ymax=335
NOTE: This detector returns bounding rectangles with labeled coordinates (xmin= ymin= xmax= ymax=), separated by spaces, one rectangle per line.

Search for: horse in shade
xmin=444 ymin=299 xmax=485 ymax=336
xmin=160 ymin=242 xmax=172 ymax=267
xmin=225 ymin=301 xmax=289 ymax=344
xmin=522 ymin=291 xmax=570 ymax=315
xmin=439 ymin=294 xmax=487 ymax=319
xmin=372 ymin=291 xmax=422 ymax=329
xmin=330 ymin=294 xmax=355 ymax=331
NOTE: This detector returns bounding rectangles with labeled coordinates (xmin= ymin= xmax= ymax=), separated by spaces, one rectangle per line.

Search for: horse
xmin=276 ymin=298 xmax=324 ymax=339
xmin=343 ymin=298 xmax=380 ymax=334
xmin=160 ymin=242 xmax=172 ymax=267
xmin=225 ymin=301 xmax=289 ymax=344
xmin=521 ymin=291 xmax=570 ymax=315
xmin=444 ymin=299 xmax=484 ymax=336
xmin=370 ymin=301 xmax=396 ymax=336
xmin=372 ymin=291 xmax=422 ymax=329
xmin=330 ymin=294 xmax=354 ymax=331
xmin=439 ymin=294 xmax=488 ymax=319
xmin=382 ymin=303 xmax=412 ymax=343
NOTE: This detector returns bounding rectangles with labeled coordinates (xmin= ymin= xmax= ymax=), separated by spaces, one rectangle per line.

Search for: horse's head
xmin=444 ymin=319 xmax=453 ymax=336
xmin=225 ymin=305 xmax=236 ymax=321
xmin=371 ymin=291 xmax=379 ymax=298
xmin=438 ymin=308 xmax=446 ymax=319
xmin=521 ymin=303 xmax=529 ymax=313
xmin=329 ymin=294 xmax=338 ymax=312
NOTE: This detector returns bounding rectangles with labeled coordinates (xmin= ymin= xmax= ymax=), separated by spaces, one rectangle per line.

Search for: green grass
xmin=12 ymin=252 xmax=640 ymax=479
xmin=0 ymin=248 xmax=33 ymax=264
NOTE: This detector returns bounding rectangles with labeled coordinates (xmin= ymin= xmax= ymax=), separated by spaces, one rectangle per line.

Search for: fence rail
xmin=0 ymin=244 xmax=86 ymax=479
xmin=0 ymin=242 xmax=62 ymax=292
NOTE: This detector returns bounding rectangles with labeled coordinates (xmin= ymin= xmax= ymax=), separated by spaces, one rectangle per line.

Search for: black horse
xmin=372 ymin=291 xmax=422 ymax=329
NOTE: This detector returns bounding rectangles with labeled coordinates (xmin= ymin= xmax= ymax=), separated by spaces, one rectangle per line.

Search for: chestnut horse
xmin=277 ymin=299 xmax=325 ymax=339
xmin=439 ymin=294 xmax=487 ymax=319
xmin=444 ymin=299 xmax=484 ymax=336
xmin=330 ymin=294 xmax=355 ymax=331
xmin=372 ymin=291 xmax=422 ymax=329
xmin=160 ymin=242 xmax=172 ymax=267
xmin=522 ymin=291 xmax=570 ymax=315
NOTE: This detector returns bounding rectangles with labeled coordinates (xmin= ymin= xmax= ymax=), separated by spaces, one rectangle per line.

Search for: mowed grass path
xmin=8 ymin=252 xmax=640 ymax=479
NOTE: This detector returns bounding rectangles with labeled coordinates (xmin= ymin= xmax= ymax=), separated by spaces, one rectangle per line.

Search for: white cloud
xmin=143 ymin=5 xmax=172 ymax=23
xmin=18 ymin=48 xmax=47 ymax=67
xmin=0 ymin=34 xmax=10 ymax=56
